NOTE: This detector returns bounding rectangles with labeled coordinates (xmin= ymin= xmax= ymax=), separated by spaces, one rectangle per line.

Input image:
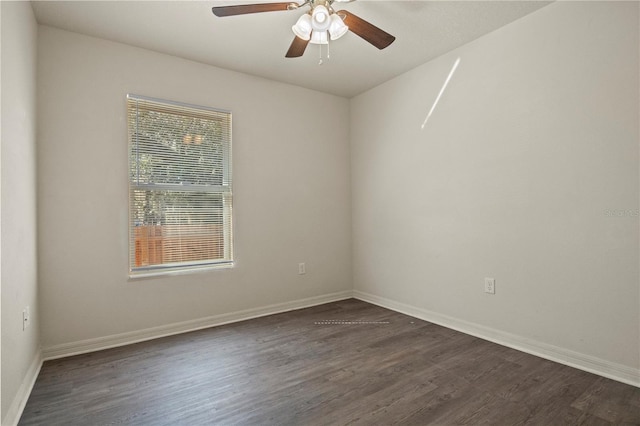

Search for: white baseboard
xmin=353 ymin=290 xmax=640 ymax=388
xmin=2 ymin=349 xmax=43 ymax=426
xmin=42 ymin=290 xmax=353 ymax=361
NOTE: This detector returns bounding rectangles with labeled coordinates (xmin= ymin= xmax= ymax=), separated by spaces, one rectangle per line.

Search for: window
xmin=127 ymin=94 xmax=233 ymax=276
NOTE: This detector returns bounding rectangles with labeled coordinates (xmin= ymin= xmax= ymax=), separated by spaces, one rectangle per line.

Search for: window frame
xmin=127 ymin=94 xmax=234 ymax=278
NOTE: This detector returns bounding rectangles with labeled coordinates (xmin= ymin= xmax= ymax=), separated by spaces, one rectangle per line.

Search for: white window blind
xmin=127 ymin=94 xmax=233 ymax=275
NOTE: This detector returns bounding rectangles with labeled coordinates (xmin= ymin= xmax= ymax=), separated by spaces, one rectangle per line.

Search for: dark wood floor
xmin=20 ymin=299 xmax=640 ymax=425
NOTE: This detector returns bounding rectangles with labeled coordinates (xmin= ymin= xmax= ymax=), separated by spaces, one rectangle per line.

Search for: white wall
xmin=37 ymin=26 xmax=351 ymax=350
xmin=351 ymin=1 xmax=639 ymax=378
xmin=1 ymin=1 xmax=40 ymax=423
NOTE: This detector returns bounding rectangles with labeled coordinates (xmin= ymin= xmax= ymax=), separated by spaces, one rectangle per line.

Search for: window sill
xmin=128 ymin=262 xmax=234 ymax=281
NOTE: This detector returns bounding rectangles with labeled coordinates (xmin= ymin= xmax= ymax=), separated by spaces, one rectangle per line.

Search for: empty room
xmin=2 ymin=0 xmax=639 ymax=424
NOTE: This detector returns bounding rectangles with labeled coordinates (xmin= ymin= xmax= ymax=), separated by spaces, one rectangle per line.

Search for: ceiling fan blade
xmin=212 ymin=2 xmax=294 ymax=17
xmin=338 ymin=10 xmax=395 ymax=50
xmin=285 ymin=36 xmax=310 ymax=58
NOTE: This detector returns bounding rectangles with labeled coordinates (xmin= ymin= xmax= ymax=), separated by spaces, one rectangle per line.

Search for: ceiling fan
xmin=212 ymin=0 xmax=395 ymax=58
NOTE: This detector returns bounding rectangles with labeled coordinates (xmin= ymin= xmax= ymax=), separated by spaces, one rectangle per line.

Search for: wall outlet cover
xmin=484 ymin=278 xmax=495 ymax=294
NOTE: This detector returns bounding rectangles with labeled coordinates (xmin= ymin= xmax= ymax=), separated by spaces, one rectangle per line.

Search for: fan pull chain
xmin=317 ymin=41 xmax=330 ymax=65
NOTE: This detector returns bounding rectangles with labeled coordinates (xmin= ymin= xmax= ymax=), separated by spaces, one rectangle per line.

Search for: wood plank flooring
xmin=19 ymin=299 xmax=640 ymax=425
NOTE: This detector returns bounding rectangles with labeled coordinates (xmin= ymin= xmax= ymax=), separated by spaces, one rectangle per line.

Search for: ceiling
xmin=32 ymin=0 xmax=552 ymax=98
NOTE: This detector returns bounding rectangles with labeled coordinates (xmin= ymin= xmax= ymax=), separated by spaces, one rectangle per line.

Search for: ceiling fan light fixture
xmin=211 ymin=0 xmax=395 ymax=58
xmin=310 ymin=30 xmax=328 ymax=45
xmin=328 ymin=13 xmax=348 ymax=40
xmin=292 ymin=13 xmax=312 ymax=40
xmin=310 ymin=5 xmax=331 ymax=31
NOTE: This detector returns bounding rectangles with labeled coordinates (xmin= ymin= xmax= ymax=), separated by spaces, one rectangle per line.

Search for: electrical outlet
xmin=484 ymin=278 xmax=495 ymax=294
xmin=298 ymin=263 xmax=306 ymax=275
xmin=23 ymin=306 xmax=31 ymax=331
